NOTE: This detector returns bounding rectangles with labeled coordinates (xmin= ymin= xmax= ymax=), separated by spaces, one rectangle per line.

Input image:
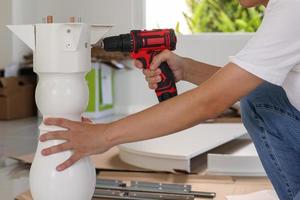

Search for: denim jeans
xmin=241 ymin=82 xmax=300 ymax=200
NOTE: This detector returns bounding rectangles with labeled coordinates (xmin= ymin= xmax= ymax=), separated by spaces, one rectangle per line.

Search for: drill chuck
xmin=102 ymin=34 xmax=132 ymax=52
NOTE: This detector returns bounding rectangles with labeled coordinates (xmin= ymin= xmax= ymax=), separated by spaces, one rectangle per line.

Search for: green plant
xmin=183 ymin=0 xmax=264 ymax=33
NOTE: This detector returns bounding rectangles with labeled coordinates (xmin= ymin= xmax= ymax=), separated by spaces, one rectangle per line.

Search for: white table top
xmin=119 ymin=123 xmax=247 ymax=160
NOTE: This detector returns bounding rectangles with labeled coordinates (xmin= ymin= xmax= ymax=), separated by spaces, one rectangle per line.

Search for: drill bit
xmin=91 ymin=39 xmax=104 ymax=48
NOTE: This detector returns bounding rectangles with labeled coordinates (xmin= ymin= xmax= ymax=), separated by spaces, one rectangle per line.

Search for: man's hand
xmin=135 ymin=49 xmax=221 ymax=87
xmin=135 ymin=50 xmax=185 ymax=89
xmin=39 ymin=117 xmax=112 ymax=171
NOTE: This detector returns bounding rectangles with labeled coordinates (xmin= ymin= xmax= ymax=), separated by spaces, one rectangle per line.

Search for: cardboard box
xmin=0 ymin=76 xmax=36 ymax=120
xmin=84 ymin=62 xmax=115 ymax=119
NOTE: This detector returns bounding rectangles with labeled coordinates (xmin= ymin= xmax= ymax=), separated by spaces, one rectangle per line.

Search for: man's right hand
xmin=134 ymin=50 xmax=185 ymax=90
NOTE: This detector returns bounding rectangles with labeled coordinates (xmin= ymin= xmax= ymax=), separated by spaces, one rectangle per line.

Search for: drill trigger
xmin=137 ymin=57 xmax=147 ymax=69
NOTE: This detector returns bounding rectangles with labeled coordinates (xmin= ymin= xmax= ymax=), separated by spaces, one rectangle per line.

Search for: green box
xmin=84 ymin=62 xmax=114 ymax=119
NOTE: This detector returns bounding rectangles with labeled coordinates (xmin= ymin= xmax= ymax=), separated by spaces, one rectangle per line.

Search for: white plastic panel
xmin=119 ymin=123 xmax=247 ymax=172
xmin=207 ymin=142 xmax=266 ymax=176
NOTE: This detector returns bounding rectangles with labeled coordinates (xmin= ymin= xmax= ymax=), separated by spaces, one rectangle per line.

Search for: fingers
xmin=81 ymin=116 xmax=93 ymax=124
xmin=134 ymin=60 xmax=143 ymax=69
xmin=41 ymin=142 xmax=72 ymax=156
xmin=145 ymin=74 xmax=160 ymax=90
xmin=142 ymin=68 xmax=161 ymax=77
xmin=44 ymin=118 xmax=76 ymax=129
xmin=135 ymin=50 xmax=172 ymax=90
xmin=135 ymin=50 xmax=172 ymax=71
xmin=150 ymin=50 xmax=171 ymax=70
xmin=56 ymin=153 xmax=82 ymax=171
xmin=149 ymin=83 xmax=158 ymax=90
xmin=143 ymin=69 xmax=162 ymax=87
xmin=145 ymin=75 xmax=161 ymax=84
xmin=40 ymin=131 xmax=69 ymax=142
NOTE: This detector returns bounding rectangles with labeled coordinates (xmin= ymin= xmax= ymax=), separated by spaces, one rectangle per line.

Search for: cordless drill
xmin=101 ymin=29 xmax=178 ymax=102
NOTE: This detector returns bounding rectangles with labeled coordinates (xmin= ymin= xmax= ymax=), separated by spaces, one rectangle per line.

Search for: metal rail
xmin=93 ymin=179 xmax=216 ymax=200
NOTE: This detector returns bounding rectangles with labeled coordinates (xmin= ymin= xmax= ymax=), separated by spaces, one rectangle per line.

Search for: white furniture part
xmin=207 ymin=142 xmax=266 ymax=176
xmin=8 ymin=23 xmax=112 ymax=200
xmin=119 ymin=123 xmax=247 ymax=173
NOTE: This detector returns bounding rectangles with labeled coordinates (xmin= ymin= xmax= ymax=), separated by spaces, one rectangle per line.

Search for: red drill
xmin=101 ymin=29 xmax=178 ymax=102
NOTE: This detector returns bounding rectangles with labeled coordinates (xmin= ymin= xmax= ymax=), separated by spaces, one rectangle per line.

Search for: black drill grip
xmin=156 ymin=62 xmax=178 ymax=102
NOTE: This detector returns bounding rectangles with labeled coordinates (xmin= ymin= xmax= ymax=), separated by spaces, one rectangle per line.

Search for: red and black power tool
xmin=101 ymin=29 xmax=178 ymax=102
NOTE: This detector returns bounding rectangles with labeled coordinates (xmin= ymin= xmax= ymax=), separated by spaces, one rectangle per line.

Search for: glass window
xmin=145 ymin=0 xmax=264 ymax=34
xmin=146 ymin=0 xmax=190 ymax=34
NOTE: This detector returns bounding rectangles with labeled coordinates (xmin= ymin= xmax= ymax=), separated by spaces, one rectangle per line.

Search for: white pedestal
xmin=8 ymin=23 xmax=112 ymax=200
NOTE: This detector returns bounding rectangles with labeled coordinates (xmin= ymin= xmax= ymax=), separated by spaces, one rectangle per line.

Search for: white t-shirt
xmin=230 ymin=0 xmax=300 ymax=111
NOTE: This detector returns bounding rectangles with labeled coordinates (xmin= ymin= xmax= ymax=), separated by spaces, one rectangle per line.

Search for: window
xmin=145 ymin=0 xmax=264 ymax=34
xmin=145 ymin=0 xmax=190 ymax=34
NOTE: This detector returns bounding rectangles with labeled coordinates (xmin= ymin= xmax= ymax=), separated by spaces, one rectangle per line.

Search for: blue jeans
xmin=241 ymin=82 xmax=300 ymax=200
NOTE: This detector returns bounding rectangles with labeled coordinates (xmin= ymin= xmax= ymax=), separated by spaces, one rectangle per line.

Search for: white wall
xmin=11 ymin=0 xmax=36 ymax=63
xmin=0 ymin=0 xmax=12 ymax=69
xmin=33 ymin=0 xmax=144 ymax=35
xmin=176 ymin=33 xmax=253 ymax=66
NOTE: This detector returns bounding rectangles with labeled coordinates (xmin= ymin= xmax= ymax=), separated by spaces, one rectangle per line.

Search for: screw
xmin=47 ymin=16 xmax=53 ymax=24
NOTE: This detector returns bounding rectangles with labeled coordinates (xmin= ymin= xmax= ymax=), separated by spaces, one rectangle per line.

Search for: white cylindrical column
xmin=35 ymin=73 xmax=89 ymax=118
xmin=30 ymin=23 xmax=96 ymax=200
xmin=30 ymin=72 xmax=96 ymax=200
xmin=7 ymin=22 xmax=112 ymax=200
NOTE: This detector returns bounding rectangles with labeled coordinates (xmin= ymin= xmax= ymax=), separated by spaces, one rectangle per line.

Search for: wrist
xmin=102 ymin=122 xmax=120 ymax=149
xmin=182 ymin=57 xmax=191 ymax=82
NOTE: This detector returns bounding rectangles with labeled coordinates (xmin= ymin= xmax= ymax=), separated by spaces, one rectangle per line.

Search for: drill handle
xmin=155 ymin=62 xmax=178 ymax=102
xmin=134 ymin=51 xmax=178 ymax=102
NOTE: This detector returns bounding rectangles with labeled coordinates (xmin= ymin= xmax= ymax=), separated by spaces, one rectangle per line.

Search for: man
xmin=40 ymin=0 xmax=300 ymax=199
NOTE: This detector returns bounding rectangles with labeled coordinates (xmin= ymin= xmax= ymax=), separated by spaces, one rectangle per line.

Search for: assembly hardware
xmin=93 ymin=179 xmax=216 ymax=200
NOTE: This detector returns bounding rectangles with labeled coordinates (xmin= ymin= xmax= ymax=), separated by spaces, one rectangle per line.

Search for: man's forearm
xmin=105 ymin=84 xmax=214 ymax=147
xmin=182 ymin=58 xmax=221 ymax=85
xmin=104 ymin=63 xmax=263 ymax=147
